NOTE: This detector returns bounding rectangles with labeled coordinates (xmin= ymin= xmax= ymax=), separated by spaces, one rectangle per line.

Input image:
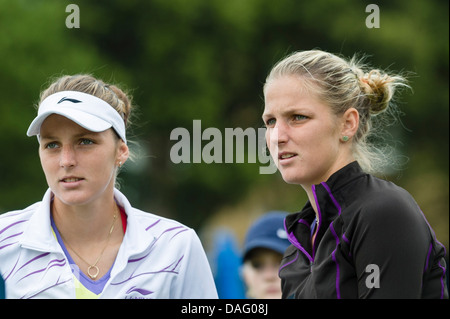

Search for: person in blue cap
xmin=241 ymin=212 xmax=290 ymax=299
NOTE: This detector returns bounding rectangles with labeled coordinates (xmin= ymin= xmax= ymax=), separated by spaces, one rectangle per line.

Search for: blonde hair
xmin=264 ymin=50 xmax=411 ymax=174
xmin=39 ymin=74 xmax=133 ymax=129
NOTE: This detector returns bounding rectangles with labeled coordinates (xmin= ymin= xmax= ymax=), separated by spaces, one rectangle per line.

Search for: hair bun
xmin=359 ymin=70 xmax=394 ymax=115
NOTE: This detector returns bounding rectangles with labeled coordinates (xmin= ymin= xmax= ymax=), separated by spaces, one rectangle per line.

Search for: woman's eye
xmin=293 ymin=114 xmax=307 ymax=121
xmin=265 ymin=118 xmax=276 ymax=127
xmin=80 ymin=138 xmax=94 ymax=145
xmin=45 ymin=142 xmax=59 ymax=149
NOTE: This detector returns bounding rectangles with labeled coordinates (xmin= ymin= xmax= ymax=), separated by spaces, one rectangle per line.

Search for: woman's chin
xmin=279 ymin=171 xmax=302 ymax=185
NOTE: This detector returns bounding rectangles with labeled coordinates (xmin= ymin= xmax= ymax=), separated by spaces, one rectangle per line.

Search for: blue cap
xmin=243 ymin=212 xmax=290 ymax=260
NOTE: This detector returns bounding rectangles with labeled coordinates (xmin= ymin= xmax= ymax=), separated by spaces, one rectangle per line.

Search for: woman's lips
xmin=59 ymin=177 xmax=84 ymax=187
xmin=278 ymin=152 xmax=297 ymax=164
xmin=61 ymin=177 xmax=83 ymax=182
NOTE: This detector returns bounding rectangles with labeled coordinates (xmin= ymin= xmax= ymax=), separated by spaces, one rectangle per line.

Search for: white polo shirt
xmin=0 ymin=188 xmax=218 ymax=299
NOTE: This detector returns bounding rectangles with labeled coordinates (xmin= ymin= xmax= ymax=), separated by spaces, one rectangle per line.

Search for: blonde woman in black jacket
xmin=262 ymin=50 xmax=447 ymax=299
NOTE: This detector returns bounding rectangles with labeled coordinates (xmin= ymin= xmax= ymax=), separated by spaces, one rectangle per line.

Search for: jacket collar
xmin=284 ymin=161 xmax=366 ymax=259
xmin=319 ymin=161 xmax=365 ymax=194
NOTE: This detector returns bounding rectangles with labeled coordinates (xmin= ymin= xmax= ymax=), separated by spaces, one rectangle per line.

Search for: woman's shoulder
xmin=115 ymin=189 xmax=193 ymax=234
xmin=343 ymin=173 xmax=417 ymax=213
xmin=343 ymin=175 xmax=430 ymax=236
xmin=126 ymin=206 xmax=194 ymax=236
xmin=0 ymin=203 xmax=42 ymax=257
xmin=362 ymin=176 xmax=418 ymax=213
xmin=124 ymin=207 xmax=203 ymax=257
xmin=0 ymin=202 xmax=41 ymax=231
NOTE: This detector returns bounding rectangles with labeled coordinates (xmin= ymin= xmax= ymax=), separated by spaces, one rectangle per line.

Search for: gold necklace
xmin=56 ymin=205 xmax=118 ymax=280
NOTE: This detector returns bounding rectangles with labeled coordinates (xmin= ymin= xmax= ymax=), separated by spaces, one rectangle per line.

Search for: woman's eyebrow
xmin=263 ymin=106 xmax=309 ymax=119
xmin=262 ymin=111 xmax=272 ymax=119
xmin=39 ymin=130 xmax=99 ymax=141
xmin=39 ymin=134 xmax=57 ymax=141
xmin=73 ymin=131 xmax=98 ymax=139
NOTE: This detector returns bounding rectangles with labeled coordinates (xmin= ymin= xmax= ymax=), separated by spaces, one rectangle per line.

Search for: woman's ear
xmin=341 ymin=108 xmax=359 ymax=141
xmin=116 ymin=140 xmax=129 ymax=167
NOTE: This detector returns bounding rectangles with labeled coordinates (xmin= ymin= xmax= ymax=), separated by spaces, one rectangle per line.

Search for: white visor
xmin=27 ymin=91 xmax=127 ymax=144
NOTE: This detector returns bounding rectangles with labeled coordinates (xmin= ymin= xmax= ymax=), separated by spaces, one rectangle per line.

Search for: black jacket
xmin=280 ymin=162 xmax=448 ymax=299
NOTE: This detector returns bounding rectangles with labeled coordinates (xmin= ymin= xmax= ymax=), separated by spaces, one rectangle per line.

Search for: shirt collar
xmin=20 ymin=188 xmax=155 ymax=259
xmin=20 ymin=189 xmax=60 ymax=252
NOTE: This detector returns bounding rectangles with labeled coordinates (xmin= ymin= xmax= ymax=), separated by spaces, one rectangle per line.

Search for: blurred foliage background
xmin=0 ymin=0 xmax=448 ymax=253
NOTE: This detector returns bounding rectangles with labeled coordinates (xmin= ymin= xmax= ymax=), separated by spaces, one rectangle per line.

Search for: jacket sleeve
xmin=172 ymin=228 xmax=218 ymax=299
xmin=351 ymin=190 xmax=438 ymax=298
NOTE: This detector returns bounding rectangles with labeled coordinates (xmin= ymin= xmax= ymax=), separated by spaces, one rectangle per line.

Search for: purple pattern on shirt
xmin=111 ymin=223 xmax=188 ymax=287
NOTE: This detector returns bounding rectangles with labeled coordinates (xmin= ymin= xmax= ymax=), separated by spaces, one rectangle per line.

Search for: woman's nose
xmin=267 ymin=122 xmax=289 ymax=149
xmin=59 ymin=145 xmax=77 ymax=168
xmin=276 ymin=120 xmax=291 ymax=145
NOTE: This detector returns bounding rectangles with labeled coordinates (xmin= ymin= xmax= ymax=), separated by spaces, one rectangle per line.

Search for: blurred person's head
xmin=241 ymin=212 xmax=290 ymax=299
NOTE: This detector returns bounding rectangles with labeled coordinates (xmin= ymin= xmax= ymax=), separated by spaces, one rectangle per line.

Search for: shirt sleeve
xmin=351 ymin=190 xmax=434 ymax=298
xmin=172 ymin=228 xmax=218 ymax=299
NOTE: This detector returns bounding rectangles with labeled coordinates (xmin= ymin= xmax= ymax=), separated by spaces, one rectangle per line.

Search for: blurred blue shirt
xmin=212 ymin=230 xmax=246 ymax=299
xmin=0 ymin=274 xmax=5 ymax=299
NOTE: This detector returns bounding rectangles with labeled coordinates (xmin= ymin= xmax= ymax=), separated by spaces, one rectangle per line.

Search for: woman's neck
xmin=51 ymin=193 xmax=119 ymax=244
xmin=51 ymin=191 xmax=125 ymax=281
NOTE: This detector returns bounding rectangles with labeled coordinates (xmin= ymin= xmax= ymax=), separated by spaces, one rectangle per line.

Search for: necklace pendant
xmin=87 ymin=265 xmax=100 ymax=279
